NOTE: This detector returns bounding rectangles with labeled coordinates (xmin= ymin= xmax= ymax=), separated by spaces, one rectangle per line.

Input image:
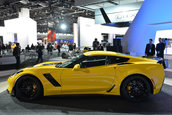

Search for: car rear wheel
xmin=15 ymin=76 xmax=43 ymax=101
xmin=121 ymin=75 xmax=151 ymax=101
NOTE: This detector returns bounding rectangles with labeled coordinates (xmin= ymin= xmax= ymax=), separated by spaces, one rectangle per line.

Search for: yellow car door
xmin=60 ymin=56 xmax=116 ymax=94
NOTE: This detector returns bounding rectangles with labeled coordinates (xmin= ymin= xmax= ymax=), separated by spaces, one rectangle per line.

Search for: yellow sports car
xmin=7 ymin=51 xmax=165 ymax=101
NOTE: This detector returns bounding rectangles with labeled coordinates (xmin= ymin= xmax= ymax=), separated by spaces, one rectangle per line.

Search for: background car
xmin=7 ymin=51 xmax=165 ymax=101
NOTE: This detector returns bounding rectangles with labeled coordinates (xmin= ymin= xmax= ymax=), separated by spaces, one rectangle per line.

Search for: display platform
xmin=0 ymin=55 xmax=25 ymax=65
xmin=0 ymin=84 xmax=172 ymax=115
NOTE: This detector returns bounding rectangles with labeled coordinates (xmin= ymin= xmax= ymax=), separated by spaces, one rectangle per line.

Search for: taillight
xmin=157 ymin=60 xmax=163 ymax=64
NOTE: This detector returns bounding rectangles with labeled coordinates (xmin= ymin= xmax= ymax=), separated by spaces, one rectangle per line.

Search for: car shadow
xmin=8 ymin=84 xmax=172 ymax=114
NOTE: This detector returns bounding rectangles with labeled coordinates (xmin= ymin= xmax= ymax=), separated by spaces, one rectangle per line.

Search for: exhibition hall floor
xmin=0 ymin=83 xmax=172 ymax=115
xmin=0 ymin=57 xmax=172 ymax=115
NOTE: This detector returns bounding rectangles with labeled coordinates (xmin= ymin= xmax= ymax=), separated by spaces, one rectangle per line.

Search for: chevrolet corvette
xmin=7 ymin=51 xmax=165 ymax=101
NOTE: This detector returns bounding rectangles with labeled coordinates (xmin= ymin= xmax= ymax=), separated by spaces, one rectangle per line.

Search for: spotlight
xmin=60 ymin=23 xmax=67 ymax=30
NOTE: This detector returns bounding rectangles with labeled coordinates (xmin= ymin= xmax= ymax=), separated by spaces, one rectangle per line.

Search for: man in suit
xmin=156 ymin=38 xmax=165 ymax=58
xmin=156 ymin=38 xmax=166 ymax=68
xmin=145 ymin=39 xmax=155 ymax=57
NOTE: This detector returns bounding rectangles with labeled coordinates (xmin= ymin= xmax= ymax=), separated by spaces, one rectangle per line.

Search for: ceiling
xmin=0 ymin=0 xmax=94 ymax=33
xmin=0 ymin=0 xmax=144 ymax=34
xmin=76 ymin=0 xmax=144 ymax=11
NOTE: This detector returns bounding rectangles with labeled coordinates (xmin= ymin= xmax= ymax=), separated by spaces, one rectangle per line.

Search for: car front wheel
xmin=15 ymin=76 xmax=43 ymax=101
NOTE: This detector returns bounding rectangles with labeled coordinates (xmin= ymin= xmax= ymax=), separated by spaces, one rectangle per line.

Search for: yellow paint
xmin=7 ymin=51 xmax=165 ymax=97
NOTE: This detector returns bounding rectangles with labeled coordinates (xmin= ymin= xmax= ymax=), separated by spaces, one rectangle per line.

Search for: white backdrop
xmin=0 ymin=8 xmax=37 ymax=49
xmin=73 ymin=23 xmax=78 ymax=47
xmin=76 ymin=17 xmax=128 ymax=48
xmin=4 ymin=17 xmax=37 ymax=49
xmin=0 ymin=27 xmax=7 ymax=41
xmin=155 ymin=30 xmax=172 ymax=55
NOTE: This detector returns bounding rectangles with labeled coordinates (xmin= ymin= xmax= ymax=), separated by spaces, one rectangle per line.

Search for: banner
xmin=47 ymin=30 xmax=56 ymax=42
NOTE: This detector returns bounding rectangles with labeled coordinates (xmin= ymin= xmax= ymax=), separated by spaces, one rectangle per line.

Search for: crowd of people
xmin=92 ymin=37 xmax=167 ymax=61
xmin=0 ymin=43 xmax=13 ymax=55
xmin=0 ymin=38 xmax=168 ymax=69
xmin=0 ymin=41 xmax=77 ymax=69
xmin=25 ymin=42 xmax=76 ymax=53
xmin=92 ymin=38 xmax=167 ymax=68
xmin=25 ymin=42 xmax=77 ymax=60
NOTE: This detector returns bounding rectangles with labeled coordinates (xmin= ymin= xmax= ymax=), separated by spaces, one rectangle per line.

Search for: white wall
xmin=73 ymin=23 xmax=78 ymax=47
xmin=155 ymin=30 xmax=172 ymax=55
xmin=0 ymin=8 xmax=37 ymax=49
xmin=0 ymin=27 xmax=15 ymax=44
xmin=4 ymin=17 xmax=37 ymax=49
xmin=0 ymin=27 xmax=6 ymax=40
xmin=77 ymin=17 xmax=128 ymax=48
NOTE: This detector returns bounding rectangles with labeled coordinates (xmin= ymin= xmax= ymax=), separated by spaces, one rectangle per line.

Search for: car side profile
xmin=7 ymin=51 xmax=165 ymax=101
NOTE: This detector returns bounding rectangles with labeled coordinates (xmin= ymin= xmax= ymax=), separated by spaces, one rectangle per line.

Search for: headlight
xmin=11 ymin=70 xmax=23 ymax=77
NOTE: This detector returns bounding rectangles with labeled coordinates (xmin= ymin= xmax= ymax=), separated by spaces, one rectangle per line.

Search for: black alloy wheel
xmin=121 ymin=76 xmax=151 ymax=101
xmin=15 ymin=76 xmax=43 ymax=101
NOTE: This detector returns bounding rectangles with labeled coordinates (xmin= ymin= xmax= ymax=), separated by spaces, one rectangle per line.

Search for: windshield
xmin=58 ymin=54 xmax=85 ymax=68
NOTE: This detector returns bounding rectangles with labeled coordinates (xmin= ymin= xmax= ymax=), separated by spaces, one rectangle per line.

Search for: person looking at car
xmin=57 ymin=43 xmax=61 ymax=56
xmin=25 ymin=44 xmax=31 ymax=52
xmin=156 ymin=38 xmax=165 ymax=58
xmin=92 ymin=38 xmax=99 ymax=50
xmin=13 ymin=43 xmax=21 ymax=69
xmin=145 ymin=39 xmax=155 ymax=57
xmin=31 ymin=43 xmax=35 ymax=50
xmin=2 ymin=43 xmax=6 ymax=55
xmin=156 ymin=38 xmax=166 ymax=68
xmin=97 ymin=44 xmax=104 ymax=51
xmin=62 ymin=42 xmax=69 ymax=52
xmin=47 ymin=43 xmax=53 ymax=55
xmin=69 ymin=43 xmax=74 ymax=51
xmin=36 ymin=43 xmax=44 ymax=63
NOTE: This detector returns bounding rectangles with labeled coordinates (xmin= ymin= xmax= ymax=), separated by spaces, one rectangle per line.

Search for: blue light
xmin=106 ymin=23 xmax=116 ymax=26
xmin=123 ymin=0 xmax=172 ymax=56
xmin=14 ymin=38 xmax=17 ymax=42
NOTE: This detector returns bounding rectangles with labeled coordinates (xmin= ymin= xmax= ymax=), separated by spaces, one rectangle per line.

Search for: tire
xmin=15 ymin=76 xmax=43 ymax=101
xmin=121 ymin=75 xmax=151 ymax=101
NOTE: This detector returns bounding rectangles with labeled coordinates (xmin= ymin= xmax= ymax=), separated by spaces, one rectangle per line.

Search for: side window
xmin=107 ymin=56 xmax=129 ymax=65
xmin=80 ymin=56 xmax=106 ymax=68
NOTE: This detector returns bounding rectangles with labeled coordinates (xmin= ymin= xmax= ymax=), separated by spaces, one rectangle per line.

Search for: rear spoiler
xmin=142 ymin=56 xmax=163 ymax=64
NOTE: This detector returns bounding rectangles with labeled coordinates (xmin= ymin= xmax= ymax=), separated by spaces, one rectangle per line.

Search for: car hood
xmin=18 ymin=61 xmax=65 ymax=72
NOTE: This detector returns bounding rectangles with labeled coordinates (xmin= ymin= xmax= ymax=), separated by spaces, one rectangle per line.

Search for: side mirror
xmin=73 ymin=64 xmax=80 ymax=71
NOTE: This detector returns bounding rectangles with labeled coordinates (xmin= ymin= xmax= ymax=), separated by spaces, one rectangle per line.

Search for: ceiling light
xmin=20 ymin=0 xmax=28 ymax=4
xmin=60 ymin=23 xmax=67 ymax=30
